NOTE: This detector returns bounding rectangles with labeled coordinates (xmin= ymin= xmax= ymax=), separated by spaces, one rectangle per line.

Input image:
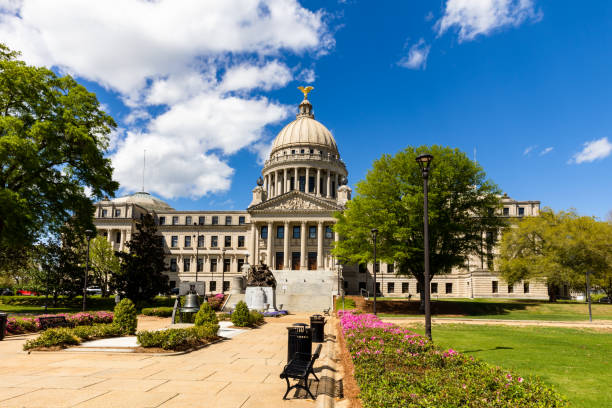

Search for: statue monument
xmin=244 ymin=263 xmax=277 ymax=312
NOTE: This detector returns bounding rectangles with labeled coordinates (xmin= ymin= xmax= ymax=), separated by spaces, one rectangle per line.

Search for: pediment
xmin=248 ymin=191 xmax=342 ymax=213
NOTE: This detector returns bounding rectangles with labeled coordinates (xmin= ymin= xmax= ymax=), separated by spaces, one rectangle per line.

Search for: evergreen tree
xmin=115 ymin=214 xmax=169 ymax=302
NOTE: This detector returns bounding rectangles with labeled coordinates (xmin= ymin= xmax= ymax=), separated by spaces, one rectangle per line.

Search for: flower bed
xmin=23 ymin=323 xmax=124 ymax=350
xmin=338 ymin=311 xmax=568 ymax=408
xmin=136 ymin=323 xmax=219 ymax=351
xmin=6 ymin=311 xmax=114 ymax=335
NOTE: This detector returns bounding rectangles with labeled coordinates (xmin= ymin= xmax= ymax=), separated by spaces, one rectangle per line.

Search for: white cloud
xmin=523 ymin=145 xmax=536 ymax=155
xmin=296 ymin=68 xmax=316 ymax=83
xmin=0 ymin=0 xmax=333 ymax=199
xmin=539 ymin=146 xmax=553 ymax=156
xmin=570 ymin=137 xmax=612 ymax=164
xmin=436 ymin=0 xmax=542 ymax=42
xmin=398 ymin=38 xmax=430 ymax=70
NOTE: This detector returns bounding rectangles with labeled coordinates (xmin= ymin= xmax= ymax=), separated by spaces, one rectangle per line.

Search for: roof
xmin=109 ymin=192 xmax=174 ymax=211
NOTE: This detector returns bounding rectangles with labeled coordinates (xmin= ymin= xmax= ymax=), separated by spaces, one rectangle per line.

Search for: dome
xmin=270 ymin=97 xmax=339 ymax=156
xmin=111 ymin=192 xmax=174 ymax=212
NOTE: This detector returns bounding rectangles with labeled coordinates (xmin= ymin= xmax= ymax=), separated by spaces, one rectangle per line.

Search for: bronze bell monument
xmin=182 ymin=292 xmax=200 ymax=313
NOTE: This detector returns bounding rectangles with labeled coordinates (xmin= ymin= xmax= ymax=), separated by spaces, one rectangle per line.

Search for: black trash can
xmin=287 ymin=326 xmax=312 ymax=362
xmin=0 ymin=312 xmax=7 ymax=341
xmin=310 ymin=314 xmax=326 ymax=343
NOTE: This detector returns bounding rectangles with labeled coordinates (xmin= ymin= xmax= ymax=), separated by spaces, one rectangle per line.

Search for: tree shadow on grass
xmin=462 ymin=346 xmax=514 ymax=353
xmin=367 ymin=298 xmax=539 ymax=316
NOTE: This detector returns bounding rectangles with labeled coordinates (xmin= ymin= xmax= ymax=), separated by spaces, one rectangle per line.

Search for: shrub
xmin=23 ymin=327 xmax=80 ymax=350
xmin=113 ymin=298 xmax=138 ymax=335
xmin=71 ymin=323 xmax=123 ymax=341
xmin=207 ymin=294 xmax=225 ymax=311
xmin=5 ymin=311 xmax=114 ymax=335
xmin=194 ymin=302 xmax=218 ymax=326
xmin=137 ymin=323 xmax=219 ymax=351
xmin=217 ymin=313 xmax=231 ymax=321
xmin=249 ymin=310 xmax=264 ymax=325
xmin=231 ymin=301 xmax=251 ymax=327
xmin=141 ymin=307 xmax=173 ymax=317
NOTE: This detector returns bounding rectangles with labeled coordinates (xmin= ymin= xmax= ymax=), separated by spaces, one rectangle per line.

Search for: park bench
xmin=280 ymin=344 xmax=322 ymax=400
xmin=38 ymin=316 xmax=68 ymax=330
xmin=323 ymin=307 xmax=330 ymax=316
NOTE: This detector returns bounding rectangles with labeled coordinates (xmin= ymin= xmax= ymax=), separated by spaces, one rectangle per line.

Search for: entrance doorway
xmin=308 ymin=252 xmax=317 ymax=270
xmin=275 ymin=252 xmax=284 ymax=270
xmin=292 ymin=252 xmax=300 ymax=270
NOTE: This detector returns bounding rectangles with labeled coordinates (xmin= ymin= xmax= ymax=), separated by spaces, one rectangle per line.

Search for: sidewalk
xmin=0 ymin=314 xmax=341 ymax=408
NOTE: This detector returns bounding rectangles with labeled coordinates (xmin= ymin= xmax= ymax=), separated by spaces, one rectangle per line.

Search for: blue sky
xmin=1 ymin=0 xmax=611 ymax=219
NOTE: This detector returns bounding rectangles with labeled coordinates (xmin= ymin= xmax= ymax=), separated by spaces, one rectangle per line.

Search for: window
xmin=325 ymin=226 xmax=333 ymax=239
xmin=212 ymin=216 xmax=219 ymax=225
xmin=523 ymin=282 xmax=530 ymax=293
xmin=225 ymin=216 xmax=232 ymax=225
xmin=172 ymin=216 xmax=179 ymax=225
xmin=260 ymin=226 xmax=268 ymax=239
xmin=239 ymin=216 xmax=245 ymax=225
xmin=184 ymin=236 xmax=191 ymax=247
xmin=238 ymin=236 xmax=245 ymax=247
xmin=503 ymin=207 xmax=509 ymax=216
xmin=431 ymin=282 xmax=438 ymax=294
xmin=171 ymin=236 xmax=178 ymax=248
xmin=102 ymin=209 xmax=108 ymax=217
xmin=223 ymin=281 xmax=230 ymax=292
xmin=169 ymin=258 xmax=177 ymax=272
xmin=300 ymin=149 xmax=305 ymax=154
xmin=387 ymin=263 xmax=394 ymax=273
xmin=508 ymin=284 xmax=514 ymax=293
xmin=169 ymin=280 xmax=176 ymax=289
xmin=492 ymin=281 xmax=498 ymax=293
xmin=358 ymin=282 xmax=366 ymax=291
xmin=402 ymin=282 xmax=409 ymax=294
xmin=198 ymin=216 xmax=205 ymax=225
xmin=238 ymin=258 xmax=244 ymax=272
xmin=344 ymin=281 xmax=349 ymax=290
xmin=518 ymin=207 xmax=525 ymax=216
xmin=159 ymin=216 xmax=166 ymax=225
xmin=210 ymin=258 xmax=217 ymax=272
xmin=308 ymin=176 xmax=315 ymax=193
xmin=331 ymin=181 xmax=336 ymax=198
xmin=276 ymin=226 xmax=284 ymax=239
xmin=185 ymin=216 xmax=192 ymax=225
xmin=224 ymin=236 xmax=231 ymax=247
xmin=291 ymin=149 xmax=295 ymax=154
xmin=209 ymin=281 xmax=216 ymax=291
xmin=387 ymin=282 xmax=395 ymax=293
xmin=197 ymin=235 xmax=204 ymax=248
xmin=358 ymin=263 xmax=367 ymax=273
xmin=115 ymin=209 xmax=121 ymax=217
xmin=309 ymin=148 xmax=314 ymax=154
xmin=115 ymin=231 xmax=121 ymax=244
xmin=445 ymin=283 xmax=453 ymax=294
xmin=299 ymin=176 xmax=305 ymax=192
xmin=374 ymin=262 xmax=380 ymax=272
xmin=223 ymin=259 xmax=231 ymax=272
xmin=293 ymin=226 xmax=301 ymax=239
xmin=417 ymin=282 xmax=422 ymax=293
xmin=309 ymin=226 xmax=316 ymax=239
xmin=197 ymin=258 xmax=203 ymax=272
xmin=211 ymin=235 xmax=218 ymax=247
xmin=183 ymin=258 xmax=190 ymax=272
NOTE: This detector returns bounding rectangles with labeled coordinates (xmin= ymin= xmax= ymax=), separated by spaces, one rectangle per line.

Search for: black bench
xmin=323 ymin=307 xmax=331 ymax=316
xmin=280 ymin=344 xmax=322 ymax=400
xmin=38 ymin=316 xmax=68 ymax=330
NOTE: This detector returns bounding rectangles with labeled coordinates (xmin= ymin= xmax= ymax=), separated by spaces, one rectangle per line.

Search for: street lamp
xmin=221 ymin=248 xmax=226 ymax=295
xmin=336 ymin=258 xmax=346 ymax=311
xmin=586 ymin=270 xmax=593 ymax=322
xmin=83 ymin=229 xmax=94 ymax=312
xmin=416 ymin=153 xmax=433 ymax=341
xmin=371 ymin=228 xmax=378 ymax=315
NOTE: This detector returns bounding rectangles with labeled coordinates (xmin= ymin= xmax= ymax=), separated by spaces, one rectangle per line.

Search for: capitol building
xmin=93 ymin=91 xmax=547 ymax=310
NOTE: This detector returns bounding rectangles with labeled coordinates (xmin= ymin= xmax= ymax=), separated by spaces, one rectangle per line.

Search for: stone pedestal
xmin=179 ymin=281 xmax=205 ymax=296
xmin=245 ymin=286 xmax=276 ymax=311
xmin=230 ymin=276 xmax=244 ymax=294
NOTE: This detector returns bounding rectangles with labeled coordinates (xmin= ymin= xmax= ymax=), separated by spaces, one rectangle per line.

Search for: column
xmin=334 ymin=173 xmax=339 ymax=197
xmin=267 ymin=221 xmax=273 ymax=267
xmin=294 ymin=167 xmax=299 ymax=191
xmin=250 ymin=223 xmax=257 ymax=264
xmin=317 ymin=222 xmax=324 ymax=268
xmin=316 ymin=168 xmax=321 ymax=196
xmin=300 ymin=222 xmax=307 ymax=270
xmin=254 ymin=224 xmax=260 ymax=264
xmin=305 ymin=167 xmax=309 ymax=193
xmin=264 ymin=175 xmax=269 ymax=197
xmin=283 ymin=221 xmax=290 ymax=270
xmin=283 ymin=168 xmax=288 ymax=194
xmin=277 ymin=170 xmax=282 ymax=195
xmin=270 ymin=174 xmax=275 ymax=197
xmin=326 ymin=171 xmax=331 ymax=196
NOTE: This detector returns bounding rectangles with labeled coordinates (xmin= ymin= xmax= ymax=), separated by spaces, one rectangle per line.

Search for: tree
xmin=89 ymin=236 xmax=120 ymax=297
xmin=0 ymin=43 xmax=118 ymax=257
xmin=498 ymin=209 xmax=612 ymax=301
xmin=114 ymin=214 xmax=169 ymax=302
xmin=333 ymin=145 xmax=505 ymax=309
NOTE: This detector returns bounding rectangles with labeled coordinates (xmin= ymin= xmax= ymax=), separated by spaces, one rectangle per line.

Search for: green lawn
xmin=0 ymin=303 xmax=83 ymax=315
xmin=406 ymin=323 xmax=612 ymax=408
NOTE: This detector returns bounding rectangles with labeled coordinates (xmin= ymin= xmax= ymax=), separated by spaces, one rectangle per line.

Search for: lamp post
xmin=83 ymin=229 xmax=94 ymax=312
xmin=193 ymin=234 xmax=200 ymax=283
xmin=336 ymin=258 xmax=345 ymax=311
xmin=371 ymin=228 xmax=378 ymax=315
xmin=586 ymin=270 xmax=593 ymax=322
xmin=221 ymin=248 xmax=226 ymax=295
xmin=416 ymin=153 xmax=433 ymax=341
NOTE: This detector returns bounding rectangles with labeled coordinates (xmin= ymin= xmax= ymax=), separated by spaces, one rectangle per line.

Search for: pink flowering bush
xmin=339 ymin=311 xmax=567 ymax=408
xmin=5 ymin=311 xmax=114 ymax=335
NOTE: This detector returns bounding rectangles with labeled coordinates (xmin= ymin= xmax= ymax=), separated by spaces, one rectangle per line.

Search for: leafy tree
xmin=88 ymin=236 xmax=120 ymax=297
xmin=0 ymin=43 xmax=118 ymax=258
xmin=333 ymin=145 xmax=505 ymax=309
xmin=498 ymin=209 xmax=612 ymax=300
xmin=114 ymin=214 xmax=169 ymax=302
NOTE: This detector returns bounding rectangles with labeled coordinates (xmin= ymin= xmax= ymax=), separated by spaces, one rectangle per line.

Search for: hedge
xmin=339 ymin=311 xmax=568 ymax=408
xmin=141 ymin=307 xmax=173 ymax=317
xmin=23 ymin=323 xmax=123 ymax=350
xmin=136 ymin=323 xmax=219 ymax=351
xmin=6 ymin=311 xmax=114 ymax=335
xmin=0 ymin=295 xmax=175 ymax=310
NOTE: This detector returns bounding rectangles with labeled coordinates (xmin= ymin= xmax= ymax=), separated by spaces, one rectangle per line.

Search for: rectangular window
xmin=308 ymin=176 xmax=315 ymax=193
xmin=431 ymin=282 xmax=438 ymax=294
xmin=102 ymin=209 xmax=108 ymax=217
xmin=212 ymin=216 xmax=219 ymax=225
xmin=223 ymin=281 xmax=230 ymax=292
xmin=183 ymin=258 xmax=190 ymax=272
xmin=503 ymin=207 xmax=509 ymax=216
xmin=239 ymin=216 xmax=245 ymax=225
xmin=260 ymin=226 xmax=268 ymax=239
xmin=238 ymin=236 xmax=245 ymax=247
xmin=374 ymin=262 xmax=380 ymax=272
xmin=299 ymin=176 xmax=306 ymax=192
xmin=445 ymin=283 xmax=453 ymax=294
xmin=184 ymin=236 xmax=191 ymax=247
xmin=115 ymin=231 xmax=121 ymax=244
xmin=331 ymin=181 xmax=336 ymax=198
xmin=325 ymin=226 xmax=333 ymax=239
xmin=518 ymin=207 xmax=525 ymax=216
xmin=293 ymin=226 xmax=301 ymax=239
xmin=508 ymin=284 xmax=514 ymax=293
xmin=387 ymin=282 xmax=394 ymax=293
xmin=344 ymin=281 xmax=349 ymax=290
xmin=170 ymin=258 xmax=177 ymax=272
xmin=198 ymin=216 xmax=205 ymax=225
xmin=185 ymin=216 xmax=192 ymax=225
xmin=211 ymin=236 xmax=218 ymax=247
xmin=115 ymin=209 xmax=121 ymax=217
xmin=523 ymin=282 xmax=530 ymax=293
xmin=492 ymin=281 xmax=499 ymax=293
xmin=387 ymin=263 xmax=394 ymax=273
xmin=292 ymin=252 xmax=300 ymax=270
xmin=224 ymin=236 xmax=231 ymax=247
xmin=159 ymin=216 xmax=166 ymax=225
xmin=225 ymin=216 xmax=232 ymax=225
xmin=172 ymin=216 xmax=179 ymax=225
xmin=223 ymin=259 xmax=231 ymax=272
xmin=197 ymin=258 xmax=203 ymax=272
xmin=171 ymin=236 xmax=178 ymax=248
xmin=197 ymin=235 xmax=204 ymax=248
xmin=309 ymin=226 xmax=316 ymax=239
xmin=359 ymin=263 xmax=367 ymax=273
xmin=402 ymin=282 xmax=409 ymax=294
xmin=209 ymin=281 xmax=216 ymax=291
xmin=290 ymin=177 xmax=295 ymax=190
xmin=237 ymin=258 xmax=244 ymax=272
xmin=276 ymin=226 xmax=284 ymax=239
xmin=210 ymin=258 xmax=217 ymax=272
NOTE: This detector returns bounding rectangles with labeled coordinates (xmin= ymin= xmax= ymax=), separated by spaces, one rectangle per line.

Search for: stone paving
xmin=0 ymin=314 xmax=341 ymax=408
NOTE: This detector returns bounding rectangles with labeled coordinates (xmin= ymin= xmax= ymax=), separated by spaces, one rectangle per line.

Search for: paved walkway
xmin=0 ymin=314 xmax=340 ymax=408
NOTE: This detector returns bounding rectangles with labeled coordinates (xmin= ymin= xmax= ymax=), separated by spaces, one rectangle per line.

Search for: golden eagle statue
xmin=297 ymin=85 xmax=314 ymax=100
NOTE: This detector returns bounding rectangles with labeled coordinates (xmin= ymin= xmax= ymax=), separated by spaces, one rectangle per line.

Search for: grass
xmin=0 ymin=303 xmax=84 ymax=315
xmin=405 ymin=323 xmax=612 ymax=408
xmin=335 ymin=297 xmax=356 ymax=310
